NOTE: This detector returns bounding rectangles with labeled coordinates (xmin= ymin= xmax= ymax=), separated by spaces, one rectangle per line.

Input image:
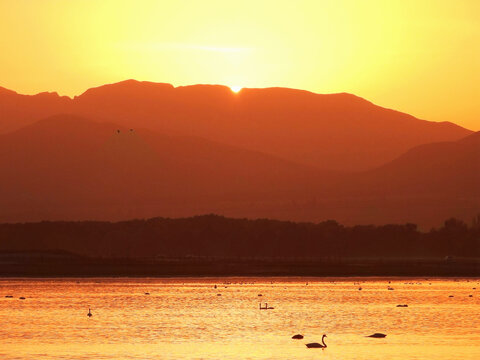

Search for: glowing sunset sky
xmin=0 ymin=0 xmax=478 ymax=129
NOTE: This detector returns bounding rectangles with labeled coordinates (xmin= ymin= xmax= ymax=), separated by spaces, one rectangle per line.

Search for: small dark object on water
xmin=367 ymin=333 xmax=387 ymax=338
xmin=449 ymin=295 xmax=454 ymax=298
xmin=144 ymin=292 xmax=150 ymax=295
xmin=469 ymin=295 xmax=473 ymax=297
xmin=87 ymin=308 xmax=92 ymax=317
xmin=306 ymin=335 xmax=327 ymax=348
xmin=259 ymin=303 xmax=274 ymax=310
xmin=358 ymin=287 xmax=362 ymax=290
xmin=396 ymin=304 xmax=408 ymax=307
xmin=217 ymin=293 xmax=222 ymax=296
xmin=292 ymin=334 xmax=304 ymax=339
xmin=214 ymin=285 xmax=217 ymax=289
xmin=258 ymin=294 xmax=262 ymax=296
xmin=5 ymin=295 xmax=13 ymax=298
xmin=19 ymin=297 xmax=26 ymax=300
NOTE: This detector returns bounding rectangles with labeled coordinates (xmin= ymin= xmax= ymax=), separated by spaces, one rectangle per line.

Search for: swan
xmin=87 ymin=308 xmax=92 ymax=317
xmin=306 ymin=334 xmax=327 ymax=348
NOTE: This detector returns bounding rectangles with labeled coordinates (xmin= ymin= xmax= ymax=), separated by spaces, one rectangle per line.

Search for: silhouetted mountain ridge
xmin=0 ymin=115 xmax=330 ymax=222
xmin=0 ymin=115 xmax=478 ymax=227
xmin=0 ymin=80 xmax=472 ymax=171
xmin=358 ymin=131 xmax=480 ymax=196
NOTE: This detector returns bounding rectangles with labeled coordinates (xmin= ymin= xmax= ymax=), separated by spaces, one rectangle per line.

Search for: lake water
xmin=0 ymin=277 xmax=479 ymax=359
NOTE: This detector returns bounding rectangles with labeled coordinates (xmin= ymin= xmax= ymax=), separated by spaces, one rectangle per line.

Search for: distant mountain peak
xmin=75 ymin=79 xmax=175 ymax=99
xmin=0 ymin=86 xmax=17 ymax=95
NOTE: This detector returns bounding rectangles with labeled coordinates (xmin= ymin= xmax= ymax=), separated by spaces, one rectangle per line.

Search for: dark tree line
xmin=0 ymin=215 xmax=479 ymax=259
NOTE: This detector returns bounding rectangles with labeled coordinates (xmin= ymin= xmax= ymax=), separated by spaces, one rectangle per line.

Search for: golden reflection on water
xmin=0 ymin=277 xmax=479 ymax=360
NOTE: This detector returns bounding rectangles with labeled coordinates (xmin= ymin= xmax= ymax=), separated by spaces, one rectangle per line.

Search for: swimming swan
xmin=306 ymin=334 xmax=327 ymax=348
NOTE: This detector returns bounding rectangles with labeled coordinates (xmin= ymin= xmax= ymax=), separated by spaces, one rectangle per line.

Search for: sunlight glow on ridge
xmin=230 ymin=85 xmax=242 ymax=93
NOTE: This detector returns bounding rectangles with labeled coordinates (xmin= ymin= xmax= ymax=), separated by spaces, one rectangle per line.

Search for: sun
xmin=230 ymin=85 xmax=242 ymax=93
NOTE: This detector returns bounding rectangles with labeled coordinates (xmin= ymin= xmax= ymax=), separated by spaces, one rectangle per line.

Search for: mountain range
xmin=0 ymin=80 xmax=471 ymax=171
xmin=0 ymin=80 xmax=478 ymax=227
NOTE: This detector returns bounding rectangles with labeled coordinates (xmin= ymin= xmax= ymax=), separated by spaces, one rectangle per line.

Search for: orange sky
xmin=0 ymin=0 xmax=478 ymax=130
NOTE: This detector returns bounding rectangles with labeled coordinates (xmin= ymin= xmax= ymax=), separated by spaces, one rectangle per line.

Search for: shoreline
xmin=1 ymin=256 xmax=479 ymax=277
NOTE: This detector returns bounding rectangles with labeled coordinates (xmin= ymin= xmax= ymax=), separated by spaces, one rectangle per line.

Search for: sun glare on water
xmin=230 ymin=85 xmax=242 ymax=93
